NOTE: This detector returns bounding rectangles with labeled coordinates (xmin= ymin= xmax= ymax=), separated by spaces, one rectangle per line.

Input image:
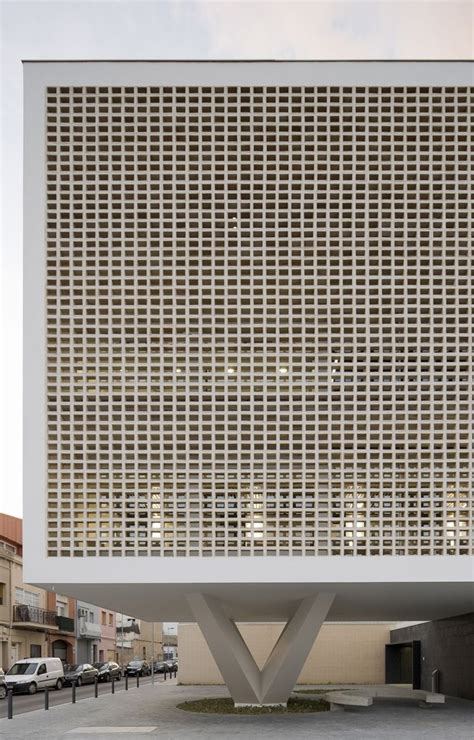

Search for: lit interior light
xmin=279 ymin=366 xmax=288 ymax=374
xmin=176 ymin=368 xmax=182 ymax=374
xmin=227 ymin=367 xmax=235 ymax=374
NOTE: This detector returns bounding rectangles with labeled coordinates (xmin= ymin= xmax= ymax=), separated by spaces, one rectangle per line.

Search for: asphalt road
xmin=0 ymin=673 xmax=172 ymax=719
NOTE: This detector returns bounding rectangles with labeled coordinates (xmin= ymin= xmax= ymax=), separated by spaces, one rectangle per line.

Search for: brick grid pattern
xmin=45 ymin=85 xmax=473 ymax=557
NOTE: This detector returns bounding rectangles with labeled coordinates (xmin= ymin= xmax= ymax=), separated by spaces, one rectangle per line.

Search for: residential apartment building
xmin=162 ymin=623 xmax=178 ymax=661
xmin=0 ymin=514 xmax=76 ymax=668
xmin=23 ymin=61 xmax=473 ymax=706
xmin=0 ymin=514 xmax=143 ymax=669
xmin=76 ymin=601 xmax=101 ymax=663
xmin=98 ymin=607 xmax=116 ymax=662
xmin=134 ymin=620 xmax=163 ymax=664
xmin=115 ymin=613 xmax=139 ymax=664
xmin=115 ymin=614 xmax=162 ymax=664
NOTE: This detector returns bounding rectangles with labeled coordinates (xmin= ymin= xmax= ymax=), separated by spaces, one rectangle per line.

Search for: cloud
xmin=197 ymin=1 xmax=473 ymax=59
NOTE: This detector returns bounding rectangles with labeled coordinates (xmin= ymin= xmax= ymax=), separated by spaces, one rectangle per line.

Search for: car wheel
xmin=76 ymin=677 xmax=82 ymax=687
xmin=0 ymin=685 xmax=6 ymax=699
xmin=105 ymin=673 xmax=110 ymax=682
xmin=55 ymin=678 xmax=63 ymax=691
xmin=28 ymin=682 xmax=37 ymax=695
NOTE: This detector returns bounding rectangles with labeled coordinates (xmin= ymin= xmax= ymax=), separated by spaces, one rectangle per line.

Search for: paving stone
xmin=0 ymin=683 xmax=473 ymax=740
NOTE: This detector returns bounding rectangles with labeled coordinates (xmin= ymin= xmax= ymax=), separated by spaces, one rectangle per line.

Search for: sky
xmin=0 ymin=0 xmax=473 ymax=518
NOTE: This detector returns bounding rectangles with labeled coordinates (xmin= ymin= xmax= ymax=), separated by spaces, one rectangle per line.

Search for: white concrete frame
xmin=187 ymin=592 xmax=335 ymax=705
xmin=23 ymin=61 xmax=474 ymax=622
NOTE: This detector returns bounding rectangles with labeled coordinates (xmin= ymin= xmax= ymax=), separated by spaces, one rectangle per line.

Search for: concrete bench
xmin=323 ymin=691 xmax=373 ymax=711
xmin=322 ymin=686 xmax=445 ymax=711
xmin=420 ymin=693 xmax=445 ymax=705
xmin=361 ymin=686 xmax=445 ymax=705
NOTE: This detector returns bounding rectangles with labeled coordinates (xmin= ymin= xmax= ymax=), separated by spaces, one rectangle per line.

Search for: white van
xmin=5 ymin=657 xmax=64 ymax=694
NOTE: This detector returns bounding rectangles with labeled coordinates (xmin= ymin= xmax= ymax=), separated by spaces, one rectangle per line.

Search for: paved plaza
xmin=0 ymin=682 xmax=473 ymax=740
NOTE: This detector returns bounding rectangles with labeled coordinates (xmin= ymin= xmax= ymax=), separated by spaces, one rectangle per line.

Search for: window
xmin=15 ymin=587 xmax=40 ymax=608
xmin=0 ymin=582 xmax=5 ymax=605
xmin=108 ymin=613 xmax=113 ymax=626
xmin=101 ymin=611 xmax=106 ymax=626
xmin=57 ymin=598 xmax=67 ymax=617
xmin=37 ymin=664 xmax=47 ymax=675
xmin=30 ymin=645 xmax=42 ymax=658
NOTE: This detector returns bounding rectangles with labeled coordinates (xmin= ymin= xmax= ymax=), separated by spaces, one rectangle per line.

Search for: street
xmin=0 ymin=674 xmax=169 ymax=719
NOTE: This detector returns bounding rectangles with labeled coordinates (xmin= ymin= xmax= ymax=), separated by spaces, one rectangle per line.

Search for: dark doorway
xmin=52 ymin=639 xmax=68 ymax=662
xmin=385 ymin=641 xmax=421 ymax=689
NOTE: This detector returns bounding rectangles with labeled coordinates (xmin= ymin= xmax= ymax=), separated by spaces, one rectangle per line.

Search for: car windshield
xmin=7 ymin=663 xmax=37 ymax=676
xmin=93 ymin=663 xmax=105 ymax=669
xmin=65 ymin=664 xmax=80 ymax=672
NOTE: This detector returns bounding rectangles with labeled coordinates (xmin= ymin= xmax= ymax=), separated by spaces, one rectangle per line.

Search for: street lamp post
xmin=120 ymin=613 xmax=124 ymax=668
xmin=151 ymin=621 xmax=154 ymax=685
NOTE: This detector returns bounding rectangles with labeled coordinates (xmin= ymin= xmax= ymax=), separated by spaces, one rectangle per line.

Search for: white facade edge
xmin=23 ymin=62 xmax=474 ymax=615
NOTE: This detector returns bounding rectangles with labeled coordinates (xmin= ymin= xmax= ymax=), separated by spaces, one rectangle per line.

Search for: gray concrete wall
xmin=390 ymin=613 xmax=474 ymax=700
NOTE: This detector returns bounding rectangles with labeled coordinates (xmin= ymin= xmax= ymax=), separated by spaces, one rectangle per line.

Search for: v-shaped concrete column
xmin=187 ymin=592 xmax=335 ymax=706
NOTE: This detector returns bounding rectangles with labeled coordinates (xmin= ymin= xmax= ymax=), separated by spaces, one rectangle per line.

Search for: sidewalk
xmin=0 ymin=682 xmax=473 ymax=740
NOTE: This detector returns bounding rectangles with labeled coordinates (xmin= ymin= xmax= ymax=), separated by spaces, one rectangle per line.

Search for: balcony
xmin=56 ymin=615 xmax=75 ymax=633
xmin=78 ymin=616 xmax=101 ymax=639
xmin=13 ymin=605 xmax=58 ymax=629
xmin=116 ymin=637 xmax=134 ymax=650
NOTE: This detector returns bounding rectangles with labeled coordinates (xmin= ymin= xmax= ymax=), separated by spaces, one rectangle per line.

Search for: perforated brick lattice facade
xmin=45 ymin=84 xmax=473 ymax=558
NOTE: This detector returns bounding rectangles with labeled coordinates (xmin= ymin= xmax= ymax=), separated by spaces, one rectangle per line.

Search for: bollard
xmin=94 ymin=677 xmax=98 ymax=698
xmin=45 ymin=686 xmax=49 ymax=710
xmin=7 ymin=688 xmax=13 ymax=720
xmin=111 ymin=675 xmax=115 ymax=694
xmin=164 ymin=668 xmax=166 ymax=681
xmin=125 ymin=673 xmax=128 ymax=691
xmin=174 ymin=667 xmax=177 ymax=679
xmin=136 ymin=673 xmax=140 ymax=689
xmin=72 ymin=679 xmax=76 ymax=704
xmin=431 ymin=668 xmax=440 ymax=694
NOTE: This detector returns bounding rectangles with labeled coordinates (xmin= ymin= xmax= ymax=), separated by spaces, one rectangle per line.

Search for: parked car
xmin=5 ymin=658 xmax=64 ymax=694
xmin=166 ymin=659 xmax=178 ymax=673
xmin=93 ymin=661 xmax=122 ymax=682
xmin=125 ymin=660 xmax=150 ymax=677
xmin=152 ymin=661 xmax=168 ymax=674
xmin=0 ymin=669 xmax=6 ymax=699
xmin=63 ymin=663 xmax=98 ymax=686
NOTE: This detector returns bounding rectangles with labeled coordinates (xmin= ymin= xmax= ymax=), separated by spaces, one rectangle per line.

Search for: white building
xmin=23 ymin=61 xmax=473 ymax=705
